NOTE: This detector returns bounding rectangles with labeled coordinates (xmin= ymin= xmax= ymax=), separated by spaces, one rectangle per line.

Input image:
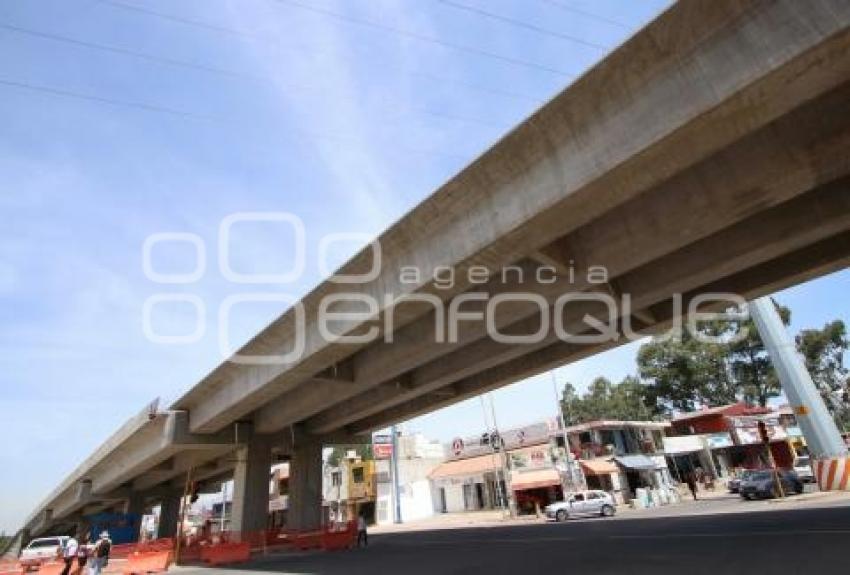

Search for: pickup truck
xmin=19 ymin=536 xmax=68 ymax=570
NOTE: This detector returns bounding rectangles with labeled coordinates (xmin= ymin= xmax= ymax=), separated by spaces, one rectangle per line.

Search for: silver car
xmin=545 ymin=490 xmax=616 ymax=521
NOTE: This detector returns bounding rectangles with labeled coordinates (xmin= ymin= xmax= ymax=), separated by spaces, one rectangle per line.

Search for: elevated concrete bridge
xmin=22 ymin=0 xmax=850 ymax=542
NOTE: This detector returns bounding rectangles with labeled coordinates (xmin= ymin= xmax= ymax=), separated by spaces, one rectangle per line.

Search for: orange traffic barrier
xmin=35 ymin=562 xmax=69 ymax=575
xmin=121 ymin=551 xmax=171 ymax=575
xmin=293 ymin=531 xmax=323 ymax=551
xmin=321 ymin=521 xmax=356 ymax=551
xmin=0 ymin=560 xmax=23 ymax=575
xmin=199 ymin=543 xmax=250 ymax=566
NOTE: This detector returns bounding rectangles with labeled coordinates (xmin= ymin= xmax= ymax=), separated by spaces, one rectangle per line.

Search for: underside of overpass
xmin=22 ymin=0 xmax=850 ymax=542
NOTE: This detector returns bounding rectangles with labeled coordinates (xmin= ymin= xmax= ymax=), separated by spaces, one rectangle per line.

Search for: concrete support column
xmin=288 ymin=436 xmax=323 ymax=531
xmin=230 ymin=434 xmax=272 ymax=536
xmin=750 ymin=297 xmax=850 ymax=490
xmin=157 ymin=493 xmax=181 ymax=539
xmin=122 ymin=492 xmax=145 ymax=542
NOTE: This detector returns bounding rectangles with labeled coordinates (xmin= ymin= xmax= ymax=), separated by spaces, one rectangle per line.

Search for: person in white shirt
xmin=356 ymin=514 xmax=368 ymax=548
xmin=60 ymin=536 xmax=78 ymax=575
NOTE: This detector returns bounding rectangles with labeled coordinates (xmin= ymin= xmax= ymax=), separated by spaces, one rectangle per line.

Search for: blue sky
xmin=0 ymin=0 xmax=846 ymax=533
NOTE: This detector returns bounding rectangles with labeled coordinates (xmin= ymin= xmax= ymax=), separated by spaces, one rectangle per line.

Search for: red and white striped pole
xmin=749 ymin=297 xmax=849 ymax=491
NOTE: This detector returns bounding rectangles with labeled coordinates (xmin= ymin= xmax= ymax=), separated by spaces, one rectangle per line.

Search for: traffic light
xmin=189 ymin=481 xmax=200 ymax=503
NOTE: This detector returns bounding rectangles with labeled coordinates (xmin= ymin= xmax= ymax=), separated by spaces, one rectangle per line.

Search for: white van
xmin=19 ymin=536 xmax=68 ymax=569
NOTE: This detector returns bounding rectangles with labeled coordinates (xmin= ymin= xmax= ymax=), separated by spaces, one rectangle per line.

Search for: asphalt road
xmin=179 ymin=498 xmax=850 ymax=575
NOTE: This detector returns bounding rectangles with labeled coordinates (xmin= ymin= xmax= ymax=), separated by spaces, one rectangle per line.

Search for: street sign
xmin=374 ymin=443 xmax=393 ymax=459
xmin=373 ymin=433 xmax=393 ymax=459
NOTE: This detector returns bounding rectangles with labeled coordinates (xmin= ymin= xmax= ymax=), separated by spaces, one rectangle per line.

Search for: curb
xmin=766 ymin=490 xmax=848 ymax=505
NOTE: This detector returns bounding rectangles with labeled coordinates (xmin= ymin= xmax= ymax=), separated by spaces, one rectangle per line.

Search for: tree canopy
xmin=560 ymin=300 xmax=849 ymax=429
xmin=326 ymin=444 xmax=373 ymax=467
xmin=797 ymin=320 xmax=849 ymax=429
xmin=561 ymin=376 xmax=653 ymax=425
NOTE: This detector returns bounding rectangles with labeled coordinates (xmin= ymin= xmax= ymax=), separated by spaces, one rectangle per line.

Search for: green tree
xmin=326 ymin=444 xmax=373 ymax=466
xmin=560 ymin=376 xmax=654 ymax=424
xmin=797 ymin=320 xmax=850 ymax=429
xmin=637 ymin=301 xmax=790 ymax=410
xmin=725 ymin=303 xmax=791 ymax=407
xmin=637 ymin=331 xmax=735 ymax=414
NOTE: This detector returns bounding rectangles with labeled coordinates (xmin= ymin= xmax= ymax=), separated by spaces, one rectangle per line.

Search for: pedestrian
xmin=685 ymin=471 xmax=698 ymax=501
xmin=88 ymin=531 xmax=111 ymax=575
xmin=356 ymin=513 xmax=368 ymax=548
xmin=59 ymin=535 xmax=78 ymax=575
xmin=77 ymin=535 xmax=90 ymax=572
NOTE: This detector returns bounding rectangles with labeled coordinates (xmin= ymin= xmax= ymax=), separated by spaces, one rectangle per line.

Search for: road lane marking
xmin=609 ymin=529 xmax=850 ymax=539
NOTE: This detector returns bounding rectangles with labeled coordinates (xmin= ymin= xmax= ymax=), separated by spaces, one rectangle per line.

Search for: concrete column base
xmin=814 ymin=456 xmax=850 ymax=490
xmin=157 ymin=494 xmax=181 ymax=539
xmin=288 ymin=437 xmax=323 ymax=531
xmin=230 ymin=434 xmax=272 ymax=537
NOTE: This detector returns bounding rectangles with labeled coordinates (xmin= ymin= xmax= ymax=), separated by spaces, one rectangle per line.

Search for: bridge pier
xmin=156 ymin=493 xmax=181 ymax=539
xmin=287 ymin=435 xmax=324 ymax=532
xmin=122 ymin=492 xmax=145 ymax=542
xmin=230 ymin=434 xmax=272 ymax=537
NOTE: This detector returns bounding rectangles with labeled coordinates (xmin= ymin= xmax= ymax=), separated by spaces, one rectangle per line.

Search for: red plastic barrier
xmin=0 ymin=561 xmax=23 ymax=575
xmin=35 ymin=562 xmax=81 ymax=575
xmin=293 ymin=531 xmax=323 ymax=551
xmin=321 ymin=521 xmax=356 ymax=551
xmin=108 ymin=544 xmax=136 ymax=560
xmin=121 ymin=551 xmax=171 ymax=575
xmin=135 ymin=539 xmax=173 ymax=554
xmin=199 ymin=543 xmax=250 ymax=566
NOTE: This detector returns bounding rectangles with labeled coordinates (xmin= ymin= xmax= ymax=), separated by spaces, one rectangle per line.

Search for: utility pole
xmin=550 ymin=371 xmax=575 ymax=495
xmin=758 ymin=420 xmax=785 ymax=498
xmin=488 ymin=393 xmax=517 ymax=517
xmin=219 ymin=480 xmax=228 ymax=533
xmin=749 ymin=297 xmax=849 ymax=490
xmin=390 ymin=425 xmax=402 ymax=524
xmin=479 ymin=396 xmax=507 ymax=514
xmin=173 ymin=466 xmax=193 ymax=563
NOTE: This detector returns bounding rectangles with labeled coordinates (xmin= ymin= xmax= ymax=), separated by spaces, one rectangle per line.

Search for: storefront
xmin=510 ymin=468 xmax=563 ymax=514
xmin=663 ymin=432 xmax=734 ymax=482
xmin=429 ymin=454 xmax=505 ymax=513
xmin=579 ymin=459 xmax=623 ymax=503
xmin=614 ymin=454 xmax=675 ymax=503
xmin=729 ymin=416 xmax=795 ymax=469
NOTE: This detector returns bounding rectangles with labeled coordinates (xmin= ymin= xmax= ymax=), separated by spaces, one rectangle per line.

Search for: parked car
xmin=793 ymin=456 xmax=816 ymax=483
xmin=545 ymin=490 xmax=616 ymax=521
xmin=19 ymin=536 xmax=68 ymax=570
xmin=728 ymin=469 xmax=760 ymax=494
xmin=739 ymin=469 xmax=803 ymax=499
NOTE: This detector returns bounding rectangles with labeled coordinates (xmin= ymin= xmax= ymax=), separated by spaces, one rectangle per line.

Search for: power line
xmin=0 ymin=77 xmax=210 ymax=120
xmin=96 ymin=0 xmax=547 ymax=105
xmin=540 ymin=0 xmax=633 ymax=30
xmin=0 ymin=76 xmax=473 ymax=162
xmin=437 ymin=0 xmax=611 ymax=51
xmin=272 ymin=0 xmax=577 ymax=77
xmin=0 ymin=21 xmax=509 ymax=129
xmin=0 ymin=22 xmax=255 ymax=80
xmin=96 ymin=0 xmax=257 ymax=39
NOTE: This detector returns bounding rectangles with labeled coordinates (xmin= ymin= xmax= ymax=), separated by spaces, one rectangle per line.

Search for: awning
xmin=614 ymin=455 xmax=658 ymax=471
xmin=580 ymin=459 xmax=619 ymax=476
xmin=510 ymin=468 xmax=561 ymax=491
xmin=428 ymin=454 xmax=502 ymax=479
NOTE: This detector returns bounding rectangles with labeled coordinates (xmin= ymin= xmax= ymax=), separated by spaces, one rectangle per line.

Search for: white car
xmin=545 ymin=490 xmax=616 ymax=522
xmin=793 ymin=456 xmax=816 ymax=483
xmin=19 ymin=536 xmax=68 ymax=569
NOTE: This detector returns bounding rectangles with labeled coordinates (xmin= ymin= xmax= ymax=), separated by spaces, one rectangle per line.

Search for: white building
xmin=375 ymin=433 xmax=445 ymax=525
